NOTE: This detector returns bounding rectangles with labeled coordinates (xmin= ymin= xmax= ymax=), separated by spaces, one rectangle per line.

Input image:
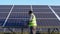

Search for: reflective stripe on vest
xmin=29 ymin=13 xmax=37 ymax=26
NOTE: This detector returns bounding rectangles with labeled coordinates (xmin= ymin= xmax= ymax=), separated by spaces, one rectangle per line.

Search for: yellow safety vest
xmin=29 ymin=13 xmax=37 ymax=27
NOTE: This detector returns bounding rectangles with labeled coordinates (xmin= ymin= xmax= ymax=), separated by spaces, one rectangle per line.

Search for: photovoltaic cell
xmin=0 ymin=13 xmax=9 ymax=18
xmin=0 ymin=19 xmax=5 ymax=26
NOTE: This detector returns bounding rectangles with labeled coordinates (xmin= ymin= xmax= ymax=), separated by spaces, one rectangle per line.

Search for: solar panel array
xmin=0 ymin=5 xmax=60 ymax=32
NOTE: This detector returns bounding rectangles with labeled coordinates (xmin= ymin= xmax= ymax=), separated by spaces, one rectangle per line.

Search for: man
xmin=28 ymin=10 xmax=37 ymax=34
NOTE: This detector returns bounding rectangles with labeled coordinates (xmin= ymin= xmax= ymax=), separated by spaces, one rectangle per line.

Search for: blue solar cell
xmin=0 ymin=19 xmax=5 ymax=26
xmin=0 ymin=13 xmax=8 ymax=18
xmin=56 ymin=13 xmax=60 ymax=17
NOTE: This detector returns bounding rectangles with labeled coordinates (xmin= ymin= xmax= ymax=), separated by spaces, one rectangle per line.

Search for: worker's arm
xmin=27 ymin=15 xmax=33 ymax=25
xmin=29 ymin=15 xmax=33 ymax=22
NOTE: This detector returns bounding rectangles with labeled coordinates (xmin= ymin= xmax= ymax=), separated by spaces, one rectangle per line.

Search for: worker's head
xmin=29 ymin=10 xmax=33 ymax=15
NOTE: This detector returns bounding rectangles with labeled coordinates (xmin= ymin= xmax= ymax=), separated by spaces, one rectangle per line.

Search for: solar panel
xmin=0 ymin=5 xmax=60 ymax=32
xmin=0 ymin=5 xmax=60 ymax=27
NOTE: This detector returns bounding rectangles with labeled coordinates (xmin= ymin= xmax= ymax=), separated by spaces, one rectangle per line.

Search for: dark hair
xmin=29 ymin=10 xmax=33 ymax=14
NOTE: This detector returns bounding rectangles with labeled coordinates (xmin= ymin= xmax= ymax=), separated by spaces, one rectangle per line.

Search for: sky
xmin=0 ymin=0 xmax=60 ymax=5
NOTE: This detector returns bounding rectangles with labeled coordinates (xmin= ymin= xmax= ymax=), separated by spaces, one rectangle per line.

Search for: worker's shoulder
xmin=32 ymin=13 xmax=36 ymax=18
